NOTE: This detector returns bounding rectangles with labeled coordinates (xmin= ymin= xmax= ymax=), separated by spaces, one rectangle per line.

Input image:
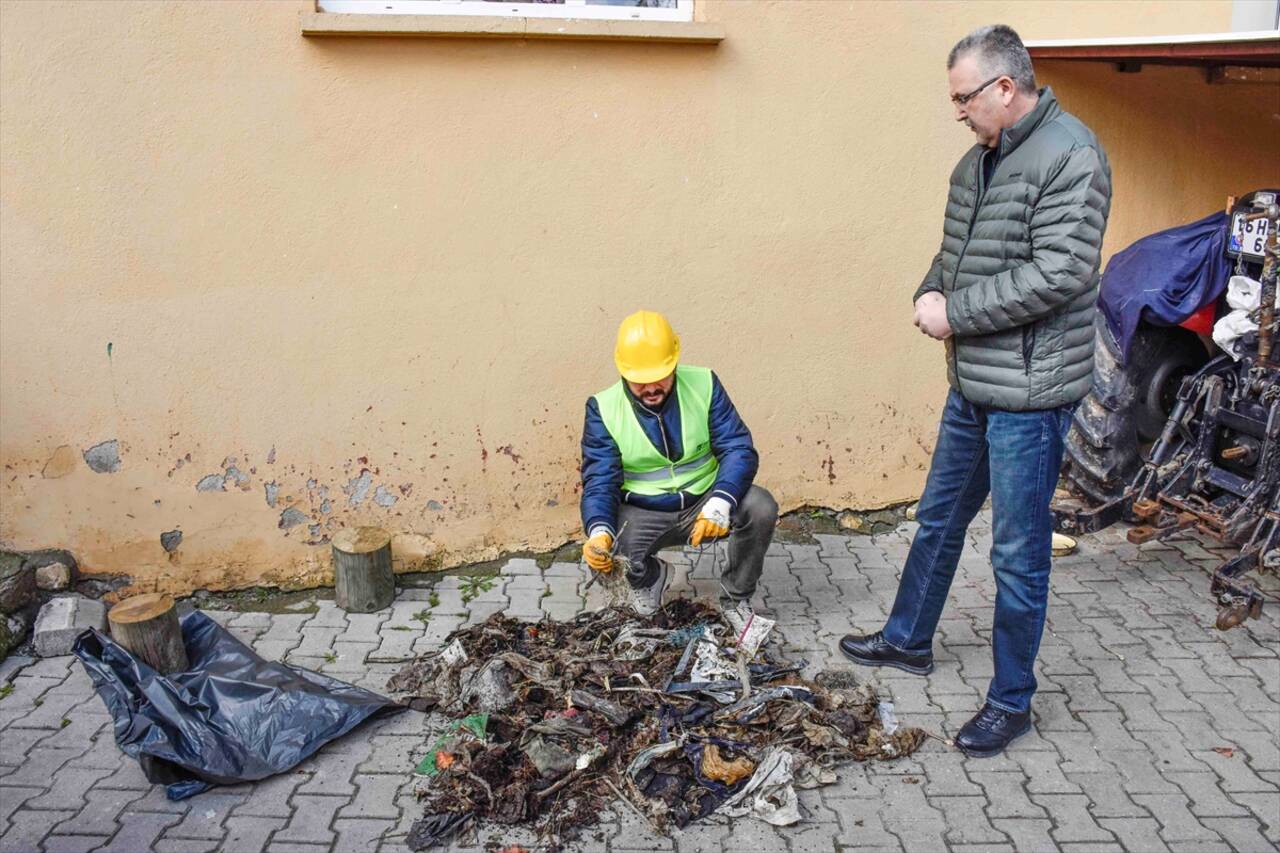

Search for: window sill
xmin=299 ymin=12 xmax=724 ymax=43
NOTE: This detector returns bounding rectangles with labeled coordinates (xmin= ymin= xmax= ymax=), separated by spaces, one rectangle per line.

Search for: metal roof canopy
xmin=1025 ymin=30 xmax=1280 ymax=69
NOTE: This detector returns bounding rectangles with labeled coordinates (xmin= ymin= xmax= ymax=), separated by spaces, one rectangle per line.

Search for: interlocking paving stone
xmin=42 ymin=834 xmax=112 ymax=853
xmin=1132 ymin=793 xmax=1224 ymax=842
xmin=0 ymin=787 xmax=40 ymax=835
xmin=161 ymin=792 xmax=247 ymax=839
xmin=930 ymin=795 xmax=1010 ymax=845
xmin=225 ymin=769 xmax=305 ymax=817
xmin=52 ymin=783 xmax=141 ymax=829
xmin=970 ymin=771 xmax=1049 ymax=819
xmin=222 ymin=816 xmax=286 ymax=853
xmin=1191 ymin=748 xmax=1280 ymax=793
xmin=272 ymin=794 xmax=346 ymax=846
xmin=991 ymin=817 xmax=1058 ymax=852
xmin=112 ymin=784 xmax=189 ymax=815
xmin=265 ymin=843 xmax=331 ymax=853
xmin=0 ymin=747 xmax=82 ymax=788
xmin=337 ymin=774 xmax=405 ymax=820
xmin=1031 ymin=794 xmax=1116 ymax=843
xmin=25 ymin=765 xmax=115 ymax=812
xmin=334 ymin=817 xmax=396 ymax=850
xmin=1 ymin=810 xmax=76 ymax=853
xmin=0 ymin=726 xmax=53 ymax=762
xmin=91 ymin=757 xmax=152 ymax=791
xmin=1098 ymin=816 xmax=1173 ymax=852
xmin=1 ymin=513 xmax=1277 ymax=852
xmin=96 ymin=811 xmax=183 ymax=853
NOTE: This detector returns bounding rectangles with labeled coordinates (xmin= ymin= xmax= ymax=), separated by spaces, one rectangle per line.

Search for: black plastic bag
xmin=406 ymin=813 xmax=473 ymax=851
xmin=74 ymin=609 xmax=402 ymax=800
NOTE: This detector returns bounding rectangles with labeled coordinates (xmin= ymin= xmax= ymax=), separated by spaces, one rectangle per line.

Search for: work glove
xmin=584 ymin=528 xmax=614 ymax=573
xmin=690 ymin=496 xmax=732 ymax=547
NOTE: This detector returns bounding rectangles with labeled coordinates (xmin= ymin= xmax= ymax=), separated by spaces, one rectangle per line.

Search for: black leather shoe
xmin=955 ymin=704 xmax=1032 ymax=757
xmin=837 ymin=631 xmax=934 ymax=675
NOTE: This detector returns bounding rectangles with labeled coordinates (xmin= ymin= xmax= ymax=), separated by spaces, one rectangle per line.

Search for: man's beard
xmin=641 ymin=391 xmax=667 ymax=407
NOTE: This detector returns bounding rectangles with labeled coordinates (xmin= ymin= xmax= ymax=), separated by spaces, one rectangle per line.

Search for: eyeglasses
xmin=951 ymin=75 xmax=1004 ymax=106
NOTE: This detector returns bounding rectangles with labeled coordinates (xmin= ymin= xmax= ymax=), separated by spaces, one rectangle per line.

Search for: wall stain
xmin=83 ymin=440 xmax=121 ymax=474
xmin=42 ymin=446 xmax=77 ymax=479
xmin=160 ymin=529 xmax=183 ymax=552
xmin=279 ymin=507 xmax=307 ymax=529
xmin=344 ymin=469 xmax=373 ymax=507
xmin=196 ymin=473 xmax=224 ymax=492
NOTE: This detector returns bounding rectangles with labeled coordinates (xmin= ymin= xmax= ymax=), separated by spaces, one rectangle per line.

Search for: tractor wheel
xmin=1061 ymin=317 xmax=1209 ymax=507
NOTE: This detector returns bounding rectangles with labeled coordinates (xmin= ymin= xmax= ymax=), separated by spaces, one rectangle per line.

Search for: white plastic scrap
xmin=440 ymin=639 xmax=468 ymax=667
xmin=625 ymin=740 xmax=682 ymax=779
xmin=576 ymin=742 xmax=607 ymax=771
xmin=1213 ymin=275 xmax=1277 ymax=359
xmin=720 ymin=747 xmax=802 ymax=826
xmin=877 ymin=701 xmax=899 ymax=735
xmin=734 ymin=611 xmax=776 ymax=657
xmin=689 ymin=636 xmax=738 ymax=684
xmin=612 ymin=623 xmax=667 ymax=662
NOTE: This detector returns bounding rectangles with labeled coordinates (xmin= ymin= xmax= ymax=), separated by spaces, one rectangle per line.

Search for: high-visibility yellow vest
xmin=594 ymin=364 xmax=719 ymax=496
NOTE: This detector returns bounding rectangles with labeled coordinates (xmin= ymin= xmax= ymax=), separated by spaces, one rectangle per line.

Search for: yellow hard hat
xmin=614 ymin=310 xmax=680 ymax=383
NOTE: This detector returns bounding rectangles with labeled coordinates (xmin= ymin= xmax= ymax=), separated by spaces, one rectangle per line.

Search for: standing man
xmin=580 ymin=310 xmax=778 ymax=633
xmin=839 ymin=25 xmax=1111 ymax=757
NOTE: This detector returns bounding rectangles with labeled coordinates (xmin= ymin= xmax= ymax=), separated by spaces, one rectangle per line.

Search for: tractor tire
xmin=1061 ymin=316 xmax=1209 ymax=507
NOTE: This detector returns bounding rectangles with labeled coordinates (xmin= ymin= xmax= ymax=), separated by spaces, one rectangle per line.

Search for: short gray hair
xmin=947 ymin=25 xmax=1037 ymax=95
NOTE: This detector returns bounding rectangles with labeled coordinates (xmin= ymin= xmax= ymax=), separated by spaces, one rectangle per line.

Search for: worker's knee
xmin=615 ymin=533 xmax=659 ymax=566
xmin=739 ymin=486 xmax=779 ymax=526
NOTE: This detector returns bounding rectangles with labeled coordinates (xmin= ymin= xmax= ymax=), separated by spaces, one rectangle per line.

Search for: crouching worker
xmin=579 ymin=310 xmax=778 ymax=633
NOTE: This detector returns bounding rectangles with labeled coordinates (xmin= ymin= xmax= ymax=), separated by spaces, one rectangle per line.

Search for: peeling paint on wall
xmin=373 ymin=485 xmax=398 ymax=507
xmin=160 ymin=529 xmax=183 ymax=552
xmin=344 ymin=469 xmax=373 ymax=507
xmin=196 ymin=474 xmax=225 ymax=492
xmin=279 ymin=507 xmax=307 ymax=529
xmin=264 ymin=481 xmax=279 ymax=507
xmin=83 ymin=440 xmax=120 ymax=474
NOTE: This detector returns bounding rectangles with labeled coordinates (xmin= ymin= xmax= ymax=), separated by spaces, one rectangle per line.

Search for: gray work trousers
xmin=615 ymin=485 xmax=779 ymax=605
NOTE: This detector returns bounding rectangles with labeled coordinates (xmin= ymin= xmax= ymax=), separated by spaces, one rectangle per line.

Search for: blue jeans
xmin=882 ymin=389 xmax=1074 ymax=713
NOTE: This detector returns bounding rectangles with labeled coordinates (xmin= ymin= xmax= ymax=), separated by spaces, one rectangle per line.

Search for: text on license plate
xmin=1230 ymin=213 xmax=1271 ymax=259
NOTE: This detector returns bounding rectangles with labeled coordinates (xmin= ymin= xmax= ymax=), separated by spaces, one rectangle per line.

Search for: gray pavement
xmin=1 ymin=511 xmax=1277 ymax=852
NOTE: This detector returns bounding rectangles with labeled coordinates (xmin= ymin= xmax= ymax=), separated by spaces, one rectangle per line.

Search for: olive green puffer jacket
xmin=915 ymin=88 xmax=1112 ymax=411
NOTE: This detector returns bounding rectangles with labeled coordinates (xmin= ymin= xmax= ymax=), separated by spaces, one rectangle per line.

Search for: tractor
xmin=1053 ymin=190 xmax=1279 ymax=630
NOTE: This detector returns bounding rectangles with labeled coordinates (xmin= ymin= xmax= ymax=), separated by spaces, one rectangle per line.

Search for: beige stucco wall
xmin=2 ymin=0 xmax=1274 ymax=594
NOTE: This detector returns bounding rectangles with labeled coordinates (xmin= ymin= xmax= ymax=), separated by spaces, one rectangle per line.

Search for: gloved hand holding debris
xmin=690 ymin=496 xmax=731 ymax=547
xmin=584 ymin=528 xmax=614 ymax=572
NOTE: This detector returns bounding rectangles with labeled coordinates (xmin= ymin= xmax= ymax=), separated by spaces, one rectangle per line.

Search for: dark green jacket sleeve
xmin=913 ymin=250 xmax=945 ymax=304
xmin=945 ymin=145 xmax=1110 ymax=337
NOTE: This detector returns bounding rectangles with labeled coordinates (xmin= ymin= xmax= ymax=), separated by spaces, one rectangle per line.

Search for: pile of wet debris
xmin=387 ymin=600 xmax=925 ymax=850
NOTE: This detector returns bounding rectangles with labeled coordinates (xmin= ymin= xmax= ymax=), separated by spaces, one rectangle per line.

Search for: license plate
xmin=1230 ymin=212 xmax=1271 ymax=259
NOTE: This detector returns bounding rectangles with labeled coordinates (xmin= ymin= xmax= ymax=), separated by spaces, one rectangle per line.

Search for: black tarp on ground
xmin=74 ymin=609 xmax=401 ymax=799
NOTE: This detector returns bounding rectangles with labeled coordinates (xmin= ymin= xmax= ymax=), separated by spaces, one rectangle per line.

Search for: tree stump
xmin=332 ymin=526 xmax=395 ymax=613
xmin=108 ymin=593 xmax=189 ymax=674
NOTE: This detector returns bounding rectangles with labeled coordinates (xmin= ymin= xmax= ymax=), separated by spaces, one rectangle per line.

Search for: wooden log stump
xmin=108 ymin=593 xmax=189 ymax=674
xmin=332 ymin=526 xmax=395 ymax=613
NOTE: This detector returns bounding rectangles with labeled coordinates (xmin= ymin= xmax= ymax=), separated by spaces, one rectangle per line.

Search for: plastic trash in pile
xmin=1051 ymin=532 xmax=1078 ymax=557
xmin=390 ymin=600 xmax=927 ymax=850
xmin=1214 ymin=274 xmax=1278 ymax=359
xmin=415 ymin=714 xmax=490 ymax=778
xmin=74 ymin=610 xmax=401 ymax=800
